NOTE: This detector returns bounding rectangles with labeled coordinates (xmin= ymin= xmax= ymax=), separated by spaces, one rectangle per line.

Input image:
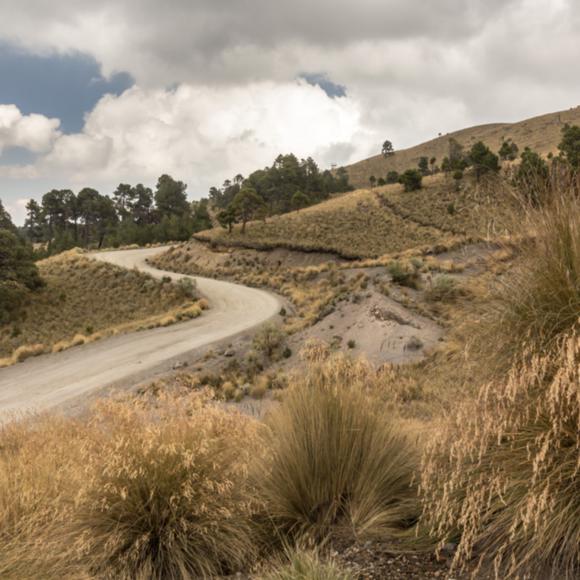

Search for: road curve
xmin=0 ymin=246 xmax=282 ymax=419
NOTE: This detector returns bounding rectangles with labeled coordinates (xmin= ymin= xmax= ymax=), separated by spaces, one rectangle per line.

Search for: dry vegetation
xmin=0 ymin=250 xmax=204 ymax=366
xmin=343 ymin=105 xmax=580 ymax=188
xmin=195 ymin=188 xmax=458 ymax=259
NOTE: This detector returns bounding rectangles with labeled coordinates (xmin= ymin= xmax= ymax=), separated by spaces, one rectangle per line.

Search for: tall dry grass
xmin=470 ymin=186 xmax=580 ymax=376
xmin=0 ymin=392 xmax=261 ymax=579
xmin=420 ymin=332 xmax=580 ymax=579
xmin=255 ymin=355 xmax=419 ymax=543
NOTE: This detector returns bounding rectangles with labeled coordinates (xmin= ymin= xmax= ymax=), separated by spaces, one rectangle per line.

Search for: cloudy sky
xmin=1 ymin=0 xmax=579 ymax=223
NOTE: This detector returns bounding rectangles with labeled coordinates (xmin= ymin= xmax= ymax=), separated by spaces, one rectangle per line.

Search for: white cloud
xmin=26 ymin=81 xmax=371 ymax=195
xmin=0 ymin=104 xmax=60 ymax=153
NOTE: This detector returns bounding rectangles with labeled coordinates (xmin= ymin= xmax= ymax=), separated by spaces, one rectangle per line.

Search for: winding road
xmin=0 ymin=247 xmax=281 ymax=420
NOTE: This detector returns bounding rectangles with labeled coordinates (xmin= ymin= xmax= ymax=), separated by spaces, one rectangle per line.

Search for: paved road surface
xmin=0 ymin=247 xmax=281 ymax=420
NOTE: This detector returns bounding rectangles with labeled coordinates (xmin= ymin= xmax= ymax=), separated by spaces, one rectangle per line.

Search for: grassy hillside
xmin=0 ymin=250 xmax=204 ymax=364
xmin=195 ymin=173 xmax=517 ymax=259
xmin=344 ymin=105 xmax=580 ymax=188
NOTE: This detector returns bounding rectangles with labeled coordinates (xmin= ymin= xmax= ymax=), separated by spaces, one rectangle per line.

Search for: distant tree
xmin=23 ymin=200 xmax=45 ymax=243
xmin=468 ymin=141 xmax=500 ymax=180
xmin=231 ymin=188 xmax=265 ymax=233
xmin=448 ymin=138 xmax=465 ymax=166
xmin=0 ymin=205 xmax=43 ymax=322
xmin=191 ymin=199 xmax=212 ymax=231
xmin=399 ymin=169 xmax=423 ymax=192
xmin=418 ymin=156 xmax=430 ymax=176
xmin=155 ymin=175 xmax=189 ymax=217
xmin=453 ymin=170 xmax=464 ymax=191
xmin=386 ymin=170 xmax=400 ymax=184
xmin=441 ymin=157 xmax=451 ymax=174
xmin=498 ymin=140 xmax=519 ymax=161
xmin=377 ymin=177 xmax=386 ymax=186
xmin=217 ymin=206 xmax=236 ymax=233
xmin=369 ymin=175 xmax=377 ymax=188
xmin=291 ymin=190 xmax=311 ymax=212
xmin=382 ymin=140 xmax=395 ymax=157
xmin=429 ymin=157 xmax=437 ymax=174
xmin=558 ymin=124 xmax=580 ymax=169
xmin=0 ymin=200 xmax=16 ymax=232
xmin=515 ymin=147 xmax=550 ymax=206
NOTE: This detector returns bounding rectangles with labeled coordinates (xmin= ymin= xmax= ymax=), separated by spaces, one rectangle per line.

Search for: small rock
xmin=172 ymin=361 xmax=188 ymax=370
xmin=405 ymin=336 xmax=424 ymax=351
xmin=224 ymin=349 xmax=235 ymax=357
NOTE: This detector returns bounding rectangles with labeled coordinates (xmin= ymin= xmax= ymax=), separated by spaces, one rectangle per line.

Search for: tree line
xmin=209 ymin=154 xmax=353 ymax=233
xmin=23 ymin=175 xmax=212 ymax=254
xmin=0 ymin=201 xmax=42 ymax=323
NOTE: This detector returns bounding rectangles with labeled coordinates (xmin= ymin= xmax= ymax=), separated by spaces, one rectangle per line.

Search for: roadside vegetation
xmin=0 ymin=249 xmax=204 ymax=366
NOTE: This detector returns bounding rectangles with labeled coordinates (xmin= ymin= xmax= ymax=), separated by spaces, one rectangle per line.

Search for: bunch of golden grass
xmin=0 ymin=392 xmax=261 ymax=579
xmin=420 ymin=332 xmax=580 ymax=579
xmin=262 ymin=546 xmax=354 ymax=580
xmin=469 ymin=187 xmax=580 ymax=377
xmin=254 ymin=355 xmax=419 ymax=542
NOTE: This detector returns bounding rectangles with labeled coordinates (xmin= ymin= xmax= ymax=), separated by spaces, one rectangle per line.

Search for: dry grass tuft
xmin=0 ymin=392 xmax=261 ymax=579
xmin=420 ymin=332 xmax=580 ymax=579
xmin=469 ymin=189 xmax=580 ymax=376
xmin=255 ymin=355 xmax=419 ymax=542
xmin=262 ymin=546 xmax=354 ymax=580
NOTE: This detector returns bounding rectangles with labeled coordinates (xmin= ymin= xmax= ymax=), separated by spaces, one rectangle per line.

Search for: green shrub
xmin=253 ymin=323 xmax=287 ymax=360
xmin=388 ymin=261 xmax=420 ymax=289
xmin=425 ymin=275 xmax=460 ymax=302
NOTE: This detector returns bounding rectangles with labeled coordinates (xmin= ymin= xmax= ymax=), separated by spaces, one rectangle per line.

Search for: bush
xmin=388 ymin=261 xmax=420 ymax=289
xmin=0 ymin=393 xmax=262 ymax=579
xmin=399 ymin=169 xmax=422 ymax=192
xmin=263 ymin=547 xmax=354 ymax=580
xmin=420 ymin=332 xmax=580 ymax=579
xmin=253 ymin=323 xmax=287 ymax=360
xmin=255 ymin=356 xmax=418 ymax=541
xmin=425 ymin=275 xmax=460 ymax=302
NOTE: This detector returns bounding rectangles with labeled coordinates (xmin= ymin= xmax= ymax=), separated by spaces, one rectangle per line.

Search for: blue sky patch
xmin=0 ymin=42 xmax=133 ymax=133
xmin=300 ymin=73 xmax=347 ymax=99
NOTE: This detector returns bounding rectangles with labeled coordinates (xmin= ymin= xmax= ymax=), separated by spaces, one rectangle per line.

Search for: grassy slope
xmin=344 ymin=105 xmax=580 ymax=188
xmin=196 ymin=173 xmax=516 ymax=259
xmin=0 ymin=250 xmax=202 ymax=362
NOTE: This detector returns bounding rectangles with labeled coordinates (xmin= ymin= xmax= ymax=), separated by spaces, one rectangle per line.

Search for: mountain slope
xmin=344 ymin=105 xmax=580 ymax=188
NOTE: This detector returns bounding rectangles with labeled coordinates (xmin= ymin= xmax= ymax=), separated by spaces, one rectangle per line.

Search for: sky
xmin=1 ymin=0 xmax=580 ymax=224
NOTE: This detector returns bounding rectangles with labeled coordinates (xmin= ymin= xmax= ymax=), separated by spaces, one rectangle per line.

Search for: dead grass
xmin=420 ymin=332 xmax=580 ymax=579
xmin=254 ymin=355 xmax=419 ymax=542
xmin=0 ymin=391 xmax=262 ymax=579
xmin=196 ymin=188 xmax=455 ymax=259
xmin=0 ymin=250 xmax=203 ymax=364
xmin=262 ymin=547 xmax=355 ymax=580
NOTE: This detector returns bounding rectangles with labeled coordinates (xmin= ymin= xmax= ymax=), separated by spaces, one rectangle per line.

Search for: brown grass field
xmin=0 ymin=250 xmax=203 ymax=365
xmin=194 ymin=169 xmax=521 ymax=260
